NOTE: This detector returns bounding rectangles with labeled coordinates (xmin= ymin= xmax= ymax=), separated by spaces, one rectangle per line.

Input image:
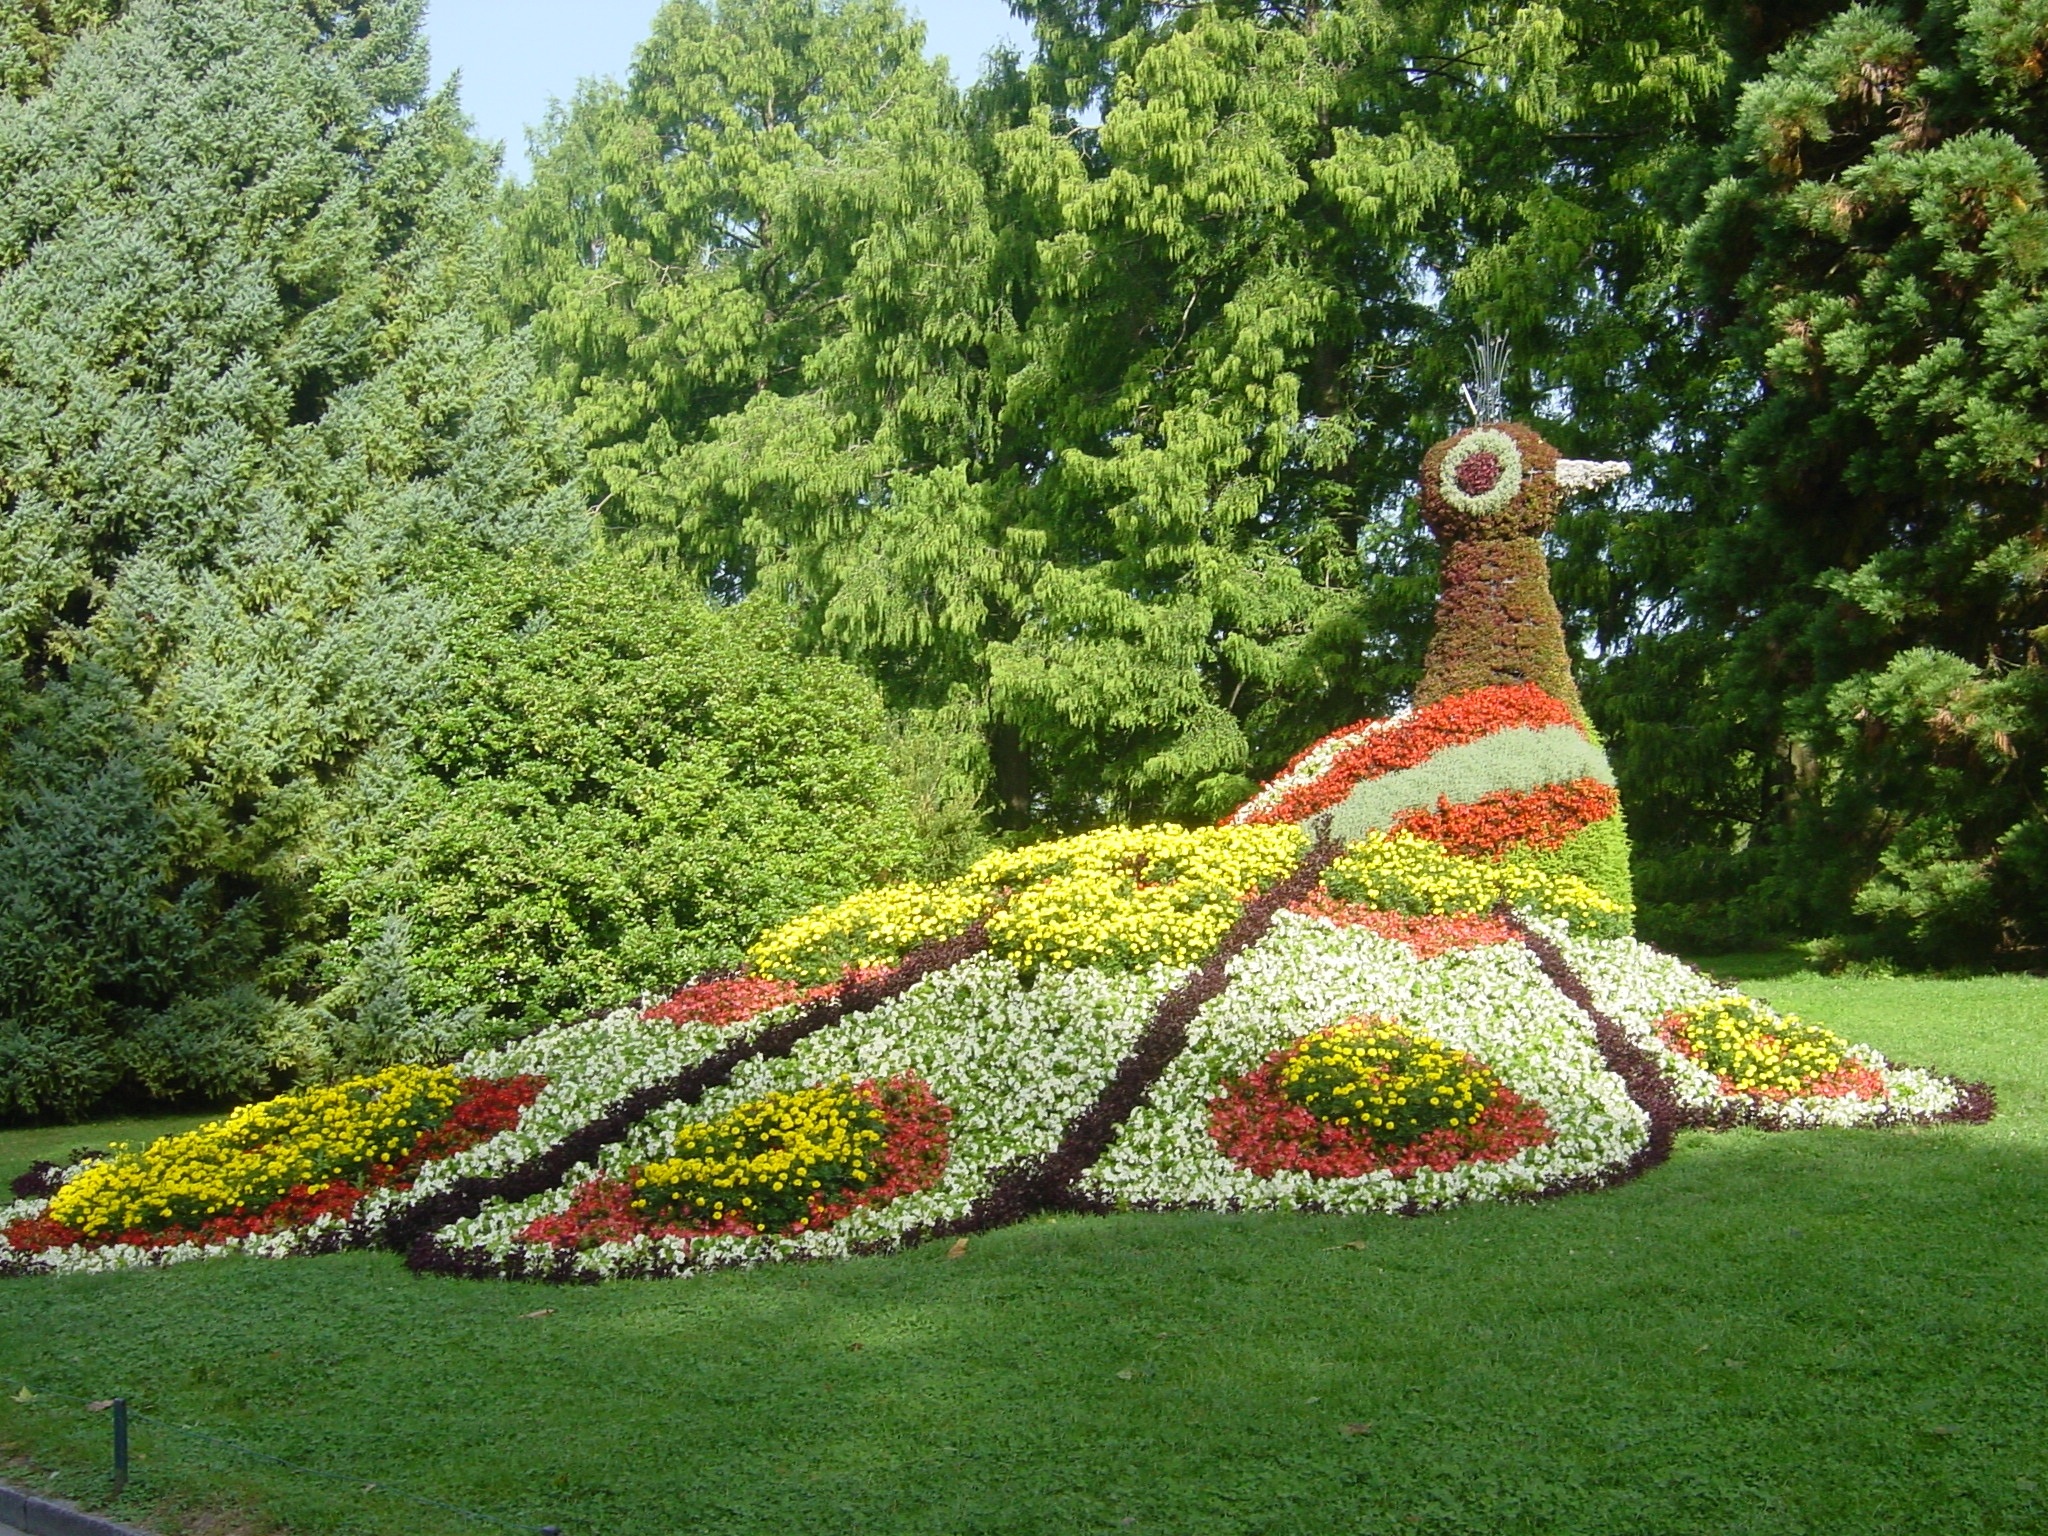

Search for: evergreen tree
xmin=0 ymin=0 xmax=582 ymax=1119
xmin=512 ymin=0 xmax=1728 ymax=828
xmin=1612 ymin=1 xmax=2048 ymax=963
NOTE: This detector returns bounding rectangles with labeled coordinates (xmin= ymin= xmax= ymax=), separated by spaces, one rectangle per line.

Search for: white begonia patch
xmin=437 ymin=954 xmax=1180 ymax=1278
xmin=1438 ymin=427 xmax=1526 ymax=519
xmin=1080 ymin=913 xmax=1646 ymax=1213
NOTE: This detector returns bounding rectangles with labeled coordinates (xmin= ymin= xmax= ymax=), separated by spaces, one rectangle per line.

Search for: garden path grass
xmin=1 ymin=967 xmax=2043 ymax=1535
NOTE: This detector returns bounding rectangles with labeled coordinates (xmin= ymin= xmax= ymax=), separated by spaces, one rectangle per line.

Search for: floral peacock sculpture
xmin=5 ymin=367 xmax=1995 ymax=1282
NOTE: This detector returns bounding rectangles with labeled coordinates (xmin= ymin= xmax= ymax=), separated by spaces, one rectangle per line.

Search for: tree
xmin=512 ymin=0 xmax=1730 ymax=829
xmin=1612 ymin=1 xmax=2048 ymax=963
xmin=0 ymin=0 xmax=582 ymax=1120
xmin=318 ymin=548 xmax=928 ymax=1045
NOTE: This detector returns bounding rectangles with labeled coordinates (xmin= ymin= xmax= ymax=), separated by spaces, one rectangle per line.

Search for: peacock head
xmin=1419 ymin=422 xmax=1631 ymax=542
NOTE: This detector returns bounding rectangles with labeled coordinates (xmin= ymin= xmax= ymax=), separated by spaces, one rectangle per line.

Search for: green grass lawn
xmin=0 ymin=1115 xmax=216 ymax=1187
xmin=2 ymin=964 xmax=2045 ymax=1536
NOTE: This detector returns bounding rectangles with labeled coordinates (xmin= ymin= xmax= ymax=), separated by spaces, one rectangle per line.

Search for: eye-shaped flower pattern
xmin=1438 ymin=427 xmax=1526 ymax=518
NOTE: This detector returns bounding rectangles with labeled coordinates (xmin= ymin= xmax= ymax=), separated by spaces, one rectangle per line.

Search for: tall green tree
xmin=1610 ymin=0 xmax=2048 ymax=963
xmin=512 ymin=0 xmax=1730 ymax=829
xmin=0 ymin=0 xmax=582 ymax=1120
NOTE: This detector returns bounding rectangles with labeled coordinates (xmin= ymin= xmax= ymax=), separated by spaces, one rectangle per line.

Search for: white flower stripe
xmin=431 ymin=956 xmax=1180 ymax=1279
xmin=1079 ymin=912 xmax=1646 ymax=1212
xmin=1548 ymin=930 xmax=1965 ymax=1126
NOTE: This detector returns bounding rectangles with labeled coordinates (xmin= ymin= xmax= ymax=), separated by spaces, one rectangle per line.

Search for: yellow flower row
xmin=634 ymin=1079 xmax=885 ymax=1230
xmin=47 ymin=1066 xmax=463 ymax=1238
xmin=1661 ymin=997 xmax=1849 ymax=1096
xmin=1322 ymin=831 xmax=1631 ymax=936
xmin=749 ymin=823 xmax=1308 ymax=982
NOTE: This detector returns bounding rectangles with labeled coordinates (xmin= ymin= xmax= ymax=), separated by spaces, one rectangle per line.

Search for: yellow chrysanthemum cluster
xmin=1278 ymin=1017 xmax=1500 ymax=1144
xmin=46 ymin=1066 xmax=463 ymax=1238
xmin=634 ymin=1080 xmax=884 ymax=1231
xmin=749 ymin=823 xmax=1308 ymax=981
xmin=1322 ymin=831 xmax=1631 ymax=937
xmin=981 ymin=824 xmax=1306 ymax=972
xmin=744 ymin=882 xmax=989 ymax=987
xmin=1661 ymin=997 xmax=1849 ymax=1097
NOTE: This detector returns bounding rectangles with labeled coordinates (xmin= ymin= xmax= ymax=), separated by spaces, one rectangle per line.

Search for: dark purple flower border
xmin=396 ymin=924 xmax=989 ymax=1272
xmin=1501 ymin=912 xmax=1683 ymax=1193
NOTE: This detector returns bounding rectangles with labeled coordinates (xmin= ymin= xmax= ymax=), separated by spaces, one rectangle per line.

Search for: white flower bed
xmin=357 ymin=1006 xmax=747 ymax=1225
xmin=434 ymin=954 xmax=1180 ymax=1279
xmin=1081 ymin=913 xmax=1646 ymax=1212
xmin=1550 ymin=929 xmax=1964 ymax=1125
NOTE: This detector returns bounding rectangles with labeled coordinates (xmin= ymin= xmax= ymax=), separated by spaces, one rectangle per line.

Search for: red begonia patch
xmin=1208 ymin=1049 xmax=1551 ymax=1180
xmin=1287 ymin=893 xmax=1519 ymax=958
xmin=1391 ymin=778 xmax=1619 ymax=857
xmin=518 ymin=1074 xmax=952 ymax=1251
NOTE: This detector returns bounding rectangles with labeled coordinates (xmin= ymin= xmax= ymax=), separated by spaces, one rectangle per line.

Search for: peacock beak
xmin=1554 ymin=459 xmax=1632 ymax=495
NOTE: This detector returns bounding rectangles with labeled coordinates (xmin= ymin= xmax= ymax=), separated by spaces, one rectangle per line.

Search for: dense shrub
xmin=0 ymin=0 xmax=581 ymax=1122
xmin=320 ymin=550 xmax=927 ymax=1043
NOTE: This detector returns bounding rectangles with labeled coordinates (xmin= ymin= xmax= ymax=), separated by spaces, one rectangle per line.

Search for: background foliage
xmin=319 ymin=548 xmax=925 ymax=1050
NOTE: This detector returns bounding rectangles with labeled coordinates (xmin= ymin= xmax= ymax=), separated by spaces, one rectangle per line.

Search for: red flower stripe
xmin=1239 ymin=684 xmax=1582 ymax=826
xmin=1287 ymin=893 xmax=1519 ymax=958
xmin=647 ymin=975 xmax=822 ymax=1027
xmin=1208 ymin=1058 xmax=1552 ymax=1181
xmin=519 ymin=1075 xmax=952 ymax=1251
xmin=4 ymin=1075 xmax=548 ymax=1256
xmin=1390 ymin=778 xmax=1619 ymax=857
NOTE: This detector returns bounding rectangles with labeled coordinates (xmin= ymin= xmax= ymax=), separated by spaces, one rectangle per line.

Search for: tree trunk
xmin=987 ymin=719 xmax=1033 ymax=832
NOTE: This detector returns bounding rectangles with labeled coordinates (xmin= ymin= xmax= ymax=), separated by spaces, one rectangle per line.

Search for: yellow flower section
xmin=634 ymin=1079 xmax=884 ymax=1231
xmin=46 ymin=1066 xmax=463 ymax=1238
xmin=744 ymin=881 xmax=988 ymax=987
xmin=1662 ymin=997 xmax=1850 ymax=1097
xmin=1278 ymin=1017 xmax=1500 ymax=1143
xmin=1322 ymin=830 xmax=1631 ymax=937
xmin=749 ymin=823 xmax=1307 ymax=981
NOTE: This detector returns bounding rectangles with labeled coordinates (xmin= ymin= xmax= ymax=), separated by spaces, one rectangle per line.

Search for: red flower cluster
xmin=646 ymin=975 xmax=817 ymax=1027
xmin=1391 ymin=778 xmax=1618 ymax=857
xmin=1455 ymin=450 xmax=1504 ymax=497
xmin=1208 ymin=1054 xmax=1552 ymax=1181
xmin=518 ymin=1074 xmax=953 ymax=1251
xmin=1288 ymin=893 xmax=1518 ymax=957
xmin=4 ymin=1075 xmax=547 ymax=1256
xmin=1240 ymin=684 xmax=1582 ymax=825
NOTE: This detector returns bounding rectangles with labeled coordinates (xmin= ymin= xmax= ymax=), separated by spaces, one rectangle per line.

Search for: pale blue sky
xmin=423 ymin=0 xmax=1028 ymax=175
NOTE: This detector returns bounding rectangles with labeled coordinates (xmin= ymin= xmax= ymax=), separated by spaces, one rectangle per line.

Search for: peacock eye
xmin=1453 ymin=451 xmax=1504 ymax=498
xmin=1439 ymin=427 xmax=1525 ymax=516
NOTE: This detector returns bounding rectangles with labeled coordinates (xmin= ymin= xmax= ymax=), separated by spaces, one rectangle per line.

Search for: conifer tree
xmin=0 ymin=0 xmax=582 ymax=1118
xmin=1611 ymin=1 xmax=2048 ymax=962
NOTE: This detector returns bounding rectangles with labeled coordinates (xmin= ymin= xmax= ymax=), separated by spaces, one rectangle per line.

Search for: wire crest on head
xmin=1458 ymin=326 xmax=1512 ymax=427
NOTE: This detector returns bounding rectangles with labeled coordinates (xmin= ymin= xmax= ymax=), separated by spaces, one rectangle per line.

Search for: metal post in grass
xmin=111 ymin=1398 xmax=128 ymax=1494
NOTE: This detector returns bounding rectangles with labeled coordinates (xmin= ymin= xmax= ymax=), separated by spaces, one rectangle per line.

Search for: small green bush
xmin=322 ymin=550 xmax=926 ymax=1042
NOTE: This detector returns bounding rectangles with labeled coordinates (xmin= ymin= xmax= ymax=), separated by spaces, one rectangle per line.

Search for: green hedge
xmin=321 ymin=550 xmax=926 ymax=1044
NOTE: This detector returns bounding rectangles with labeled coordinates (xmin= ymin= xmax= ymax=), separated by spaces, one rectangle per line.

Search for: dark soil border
xmin=1502 ymin=913 xmax=1683 ymax=1192
xmin=394 ymin=924 xmax=989 ymax=1270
